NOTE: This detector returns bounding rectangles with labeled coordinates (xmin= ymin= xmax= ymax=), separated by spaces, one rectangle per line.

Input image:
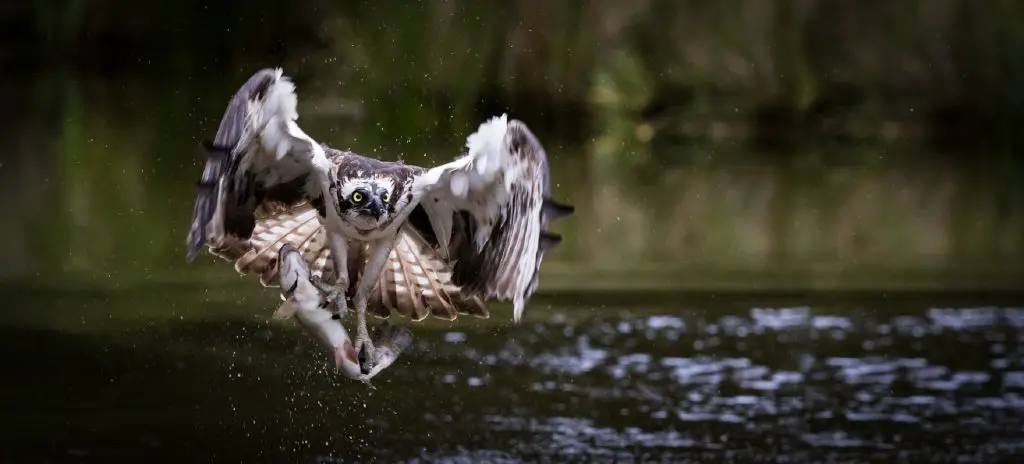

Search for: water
xmin=3 ymin=285 xmax=1022 ymax=462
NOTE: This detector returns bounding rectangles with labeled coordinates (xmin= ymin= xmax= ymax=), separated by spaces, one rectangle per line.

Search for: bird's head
xmin=337 ymin=178 xmax=396 ymax=230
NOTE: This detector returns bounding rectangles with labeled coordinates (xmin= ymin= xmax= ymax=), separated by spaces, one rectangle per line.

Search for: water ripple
xmin=31 ymin=294 xmax=1022 ymax=462
xmin=413 ymin=303 xmax=1024 ymax=461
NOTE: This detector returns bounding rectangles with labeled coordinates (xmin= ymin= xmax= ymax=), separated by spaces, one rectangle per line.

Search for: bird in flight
xmin=185 ymin=68 xmax=574 ymax=378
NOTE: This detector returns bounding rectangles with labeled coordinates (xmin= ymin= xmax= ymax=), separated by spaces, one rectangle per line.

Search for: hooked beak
xmin=368 ymin=197 xmax=384 ymax=219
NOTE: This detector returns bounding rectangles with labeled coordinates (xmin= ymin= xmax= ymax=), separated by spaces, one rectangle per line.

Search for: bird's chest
xmin=324 ymin=214 xmax=399 ymax=242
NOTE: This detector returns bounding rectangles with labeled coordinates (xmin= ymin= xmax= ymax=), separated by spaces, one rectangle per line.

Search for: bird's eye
xmin=382 ymin=191 xmax=391 ymax=204
xmin=351 ymin=192 xmax=364 ymax=203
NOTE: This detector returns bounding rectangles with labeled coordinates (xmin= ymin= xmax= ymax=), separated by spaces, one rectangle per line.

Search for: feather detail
xmin=211 ymin=204 xmax=333 ymax=287
xmin=411 ymin=115 xmax=573 ymax=324
xmin=392 ymin=237 xmax=428 ymax=320
xmin=186 ymin=68 xmax=331 ymax=263
xmin=367 ymin=227 xmax=489 ymax=321
xmin=212 ymin=203 xmax=488 ymax=321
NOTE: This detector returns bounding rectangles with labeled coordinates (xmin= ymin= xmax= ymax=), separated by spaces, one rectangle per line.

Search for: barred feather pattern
xmin=210 ymin=203 xmax=489 ymax=321
xmin=366 ymin=228 xmax=489 ymax=321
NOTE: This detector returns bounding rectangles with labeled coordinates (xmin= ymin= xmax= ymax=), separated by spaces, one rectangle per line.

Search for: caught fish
xmin=275 ymin=243 xmax=414 ymax=387
xmin=361 ymin=318 xmax=414 ymax=382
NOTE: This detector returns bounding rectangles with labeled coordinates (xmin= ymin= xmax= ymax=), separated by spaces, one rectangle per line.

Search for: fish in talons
xmin=275 ymin=243 xmax=413 ymax=388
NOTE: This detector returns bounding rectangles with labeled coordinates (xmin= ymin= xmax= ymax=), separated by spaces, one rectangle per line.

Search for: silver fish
xmin=276 ymin=243 xmax=414 ymax=387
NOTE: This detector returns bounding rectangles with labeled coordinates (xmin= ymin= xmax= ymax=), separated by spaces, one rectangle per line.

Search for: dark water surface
xmin=2 ymin=284 xmax=1023 ymax=463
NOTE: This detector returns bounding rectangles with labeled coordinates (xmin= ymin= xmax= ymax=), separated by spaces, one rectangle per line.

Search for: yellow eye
xmin=351 ymin=192 xmax=364 ymax=203
xmin=382 ymin=192 xmax=391 ymax=204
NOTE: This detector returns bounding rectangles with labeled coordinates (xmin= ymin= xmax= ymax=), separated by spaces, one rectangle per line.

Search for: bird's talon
xmin=310 ymin=278 xmax=349 ymax=320
xmin=356 ymin=339 xmax=377 ymax=375
xmin=309 ymin=275 xmax=329 ymax=293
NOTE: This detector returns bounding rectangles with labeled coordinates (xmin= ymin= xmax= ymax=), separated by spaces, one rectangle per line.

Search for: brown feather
xmin=365 ymin=227 xmax=489 ymax=321
xmin=391 ymin=237 xmax=428 ymax=320
xmin=210 ymin=203 xmax=489 ymax=322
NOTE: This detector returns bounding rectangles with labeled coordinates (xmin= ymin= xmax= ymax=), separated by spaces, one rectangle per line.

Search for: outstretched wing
xmin=186 ymin=67 xmax=333 ymax=263
xmin=211 ymin=203 xmax=490 ymax=322
xmin=410 ymin=114 xmax=575 ymax=323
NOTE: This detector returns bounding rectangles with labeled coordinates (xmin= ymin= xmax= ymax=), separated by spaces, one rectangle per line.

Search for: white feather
xmin=450 ymin=172 xmax=469 ymax=198
xmin=248 ymin=68 xmax=331 ymax=184
xmin=426 ymin=202 xmax=454 ymax=258
xmin=409 ymin=113 xmax=555 ymax=323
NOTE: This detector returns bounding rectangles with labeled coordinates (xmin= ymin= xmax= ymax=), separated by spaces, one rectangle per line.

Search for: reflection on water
xmin=2 ymin=285 xmax=1022 ymax=462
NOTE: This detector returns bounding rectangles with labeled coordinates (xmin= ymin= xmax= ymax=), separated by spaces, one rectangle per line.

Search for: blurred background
xmin=1 ymin=1 xmax=1023 ymax=462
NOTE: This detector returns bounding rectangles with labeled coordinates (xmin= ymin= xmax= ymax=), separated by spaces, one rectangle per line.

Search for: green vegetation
xmin=15 ymin=1 xmax=1024 ymax=142
xmin=3 ymin=0 xmax=1023 ymax=291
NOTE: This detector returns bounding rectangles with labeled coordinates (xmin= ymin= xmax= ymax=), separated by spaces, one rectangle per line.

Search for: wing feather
xmin=411 ymin=115 xmax=574 ymax=323
xmin=186 ymin=68 xmax=332 ymax=263
xmin=368 ymin=227 xmax=489 ymax=321
xmin=211 ymin=204 xmax=336 ymax=288
xmin=212 ymin=204 xmax=489 ymax=321
xmin=392 ymin=240 xmax=428 ymax=320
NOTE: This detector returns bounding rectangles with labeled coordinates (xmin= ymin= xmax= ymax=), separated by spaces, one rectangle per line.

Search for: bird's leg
xmin=352 ymin=237 xmax=395 ymax=375
xmin=311 ymin=233 xmax=350 ymax=320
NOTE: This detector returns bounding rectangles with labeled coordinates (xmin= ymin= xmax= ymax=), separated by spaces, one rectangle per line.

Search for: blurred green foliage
xmin=10 ymin=0 xmax=1024 ymax=143
xmin=2 ymin=0 xmax=1023 ymax=290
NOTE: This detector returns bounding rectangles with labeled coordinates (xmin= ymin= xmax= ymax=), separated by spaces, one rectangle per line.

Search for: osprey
xmin=185 ymin=68 xmax=574 ymax=376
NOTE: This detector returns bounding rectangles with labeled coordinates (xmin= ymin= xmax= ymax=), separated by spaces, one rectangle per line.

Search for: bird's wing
xmin=186 ymin=67 xmax=333 ymax=263
xmin=212 ymin=203 xmax=489 ymax=321
xmin=210 ymin=202 xmax=332 ymax=287
xmin=366 ymin=225 xmax=489 ymax=322
xmin=409 ymin=114 xmax=575 ymax=323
